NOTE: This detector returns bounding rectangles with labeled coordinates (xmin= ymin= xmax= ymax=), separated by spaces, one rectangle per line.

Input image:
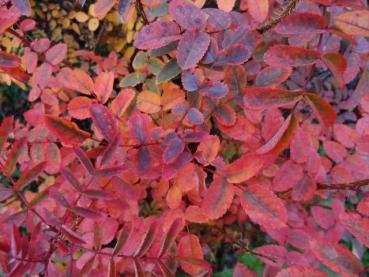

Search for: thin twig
xmin=318 ymin=179 xmax=369 ymax=190
xmin=257 ymin=0 xmax=300 ymax=34
xmin=136 ymin=0 xmax=149 ymax=25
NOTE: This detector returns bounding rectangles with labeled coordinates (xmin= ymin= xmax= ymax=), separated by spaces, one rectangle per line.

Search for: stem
xmin=318 ymin=179 xmax=369 ymax=190
xmin=257 ymin=0 xmax=300 ymax=34
xmin=6 ymin=29 xmax=31 ymax=47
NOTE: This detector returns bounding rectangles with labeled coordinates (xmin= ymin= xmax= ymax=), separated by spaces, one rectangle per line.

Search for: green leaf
xmin=157 ymin=59 xmax=181 ymax=84
xmin=119 ymin=72 xmax=145 ymax=88
xmin=239 ymin=253 xmax=264 ymax=276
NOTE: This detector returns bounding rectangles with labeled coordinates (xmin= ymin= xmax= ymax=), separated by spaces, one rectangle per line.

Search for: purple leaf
xmin=134 ymin=20 xmax=181 ymax=50
xmin=169 ymin=0 xmax=207 ymax=30
xmin=214 ymin=44 xmax=251 ymax=66
xmin=177 ymin=30 xmax=210 ymax=70
xmin=199 ymin=81 xmax=229 ymax=99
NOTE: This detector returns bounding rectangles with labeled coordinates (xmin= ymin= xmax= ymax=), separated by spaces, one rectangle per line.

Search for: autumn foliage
xmin=2 ymin=0 xmax=369 ymax=276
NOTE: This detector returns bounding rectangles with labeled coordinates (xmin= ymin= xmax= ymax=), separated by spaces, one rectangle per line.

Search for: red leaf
xmin=255 ymin=66 xmax=292 ymax=87
xmin=45 ymin=114 xmax=90 ymax=146
xmin=255 ymin=245 xmax=287 ymax=267
xmin=322 ymin=53 xmax=347 ymax=89
xmin=225 ymin=152 xmax=269 ymax=183
xmin=275 ymin=13 xmax=328 ymax=35
xmin=290 ymin=127 xmax=311 ymax=164
xmin=94 ymin=0 xmax=115 ymax=17
xmin=134 ymin=20 xmax=181 ymax=50
xmin=111 ymin=88 xmax=135 ymax=117
xmin=244 ymin=87 xmax=303 ymax=110
xmin=239 ymin=184 xmax=287 ymax=230
xmin=73 ymin=146 xmax=95 ymax=175
xmin=334 ymin=10 xmax=369 ymax=37
xmin=61 ymin=224 xmax=86 ymax=244
xmin=304 ymin=93 xmax=336 ymax=127
xmin=94 ymin=71 xmax=114 ymax=104
xmin=273 ymin=161 xmax=303 ymax=192
xmin=15 ymin=161 xmax=46 ymax=191
xmin=93 ymin=165 xmax=126 ymax=177
xmin=0 ymin=116 xmax=13 ymax=154
xmin=0 ymin=51 xmax=21 ymax=69
xmin=68 ymin=96 xmax=95 ymax=120
xmin=311 ymin=206 xmax=335 ymax=230
xmin=45 ymin=43 xmax=67 ymax=65
xmin=127 ymin=111 xmax=149 ymax=144
xmin=99 ymin=133 xmax=120 ymax=167
xmin=159 ymin=218 xmax=184 ymax=257
xmin=339 ymin=212 xmax=369 ymax=248
xmin=310 ymin=239 xmax=363 ymax=277
xmin=70 ymin=206 xmax=101 ymax=219
xmin=57 ymin=68 xmax=94 ymax=95
xmin=233 ymin=263 xmax=257 ymax=277
xmin=60 ymin=167 xmax=82 ymax=192
xmin=201 ymin=176 xmax=234 ymax=220
xmin=177 ymin=234 xmax=205 ymax=276
xmin=292 ymin=175 xmax=316 ymax=202
xmin=246 ymin=0 xmax=269 ymax=23
xmin=4 ymin=137 xmax=27 ymax=175
xmin=264 ymin=45 xmax=321 ymax=67
xmin=169 ymin=0 xmax=207 ymax=30
xmin=90 ymin=104 xmax=118 ymax=142
xmin=357 ymin=196 xmax=369 ymax=216
xmin=81 ymin=189 xmax=114 ymax=200
xmin=256 ymin=114 xmax=298 ymax=155
xmin=275 ymin=266 xmax=329 ymax=277
xmin=177 ymin=30 xmax=210 ymax=70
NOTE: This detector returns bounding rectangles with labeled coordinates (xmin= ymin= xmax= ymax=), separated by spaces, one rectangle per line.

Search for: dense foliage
xmin=1 ymin=0 xmax=369 ymax=276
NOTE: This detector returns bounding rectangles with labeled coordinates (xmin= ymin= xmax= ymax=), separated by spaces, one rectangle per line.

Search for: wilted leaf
xmin=134 ymin=20 xmax=181 ymax=50
xmin=45 ymin=114 xmax=90 ymax=146
xmin=177 ymin=30 xmax=210 ymax=70
xmin=201 ymin=176 xmax=234 ymax=220
xmin=275 ymin=13 xmax=328 ymax=35
xmin=240 ymin=184 xmax=287 ymax=229
xmin=310 ymin=239 xmax=363 ymax=277
xmin=264 ymin=45 xmax=321 ymax=67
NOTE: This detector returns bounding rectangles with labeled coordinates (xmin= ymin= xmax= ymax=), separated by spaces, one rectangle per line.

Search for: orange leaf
xmin=216 ymin=0 xmax=236 ymax=12
xmin=225 ymin=152 xmax=269 ymax=183
xmin=334 ymin=10 xmax=369 ymax=37
xmin=57 ymin=68 xmax=94 ymax=95
xmin=111 ymin=89 xmax=135 ymax=117
xmin=68 ymin=96 xmax=95 ymax=120
xmin=44 ymin=114 xmax=90 ymax=146
xmin=94 ymin=0 xmax=115 ymax=17
xmin=137 ymin=91 xmax=161 ymax=114
xmin=246 ymin=0 xmax=269 ymax=23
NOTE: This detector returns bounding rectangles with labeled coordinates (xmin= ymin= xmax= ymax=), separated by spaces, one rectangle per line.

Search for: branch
xmin=257 ymin=0 xmax=300 ymax=34
xmin=318 ymin=179 xmax=369 ymax=190
xmin=136 ymin=0 xmax=149 ymax=25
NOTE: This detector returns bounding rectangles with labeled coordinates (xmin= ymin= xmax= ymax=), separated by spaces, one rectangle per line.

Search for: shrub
xmin=1 ymin=0 xmax=369 ymax=276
